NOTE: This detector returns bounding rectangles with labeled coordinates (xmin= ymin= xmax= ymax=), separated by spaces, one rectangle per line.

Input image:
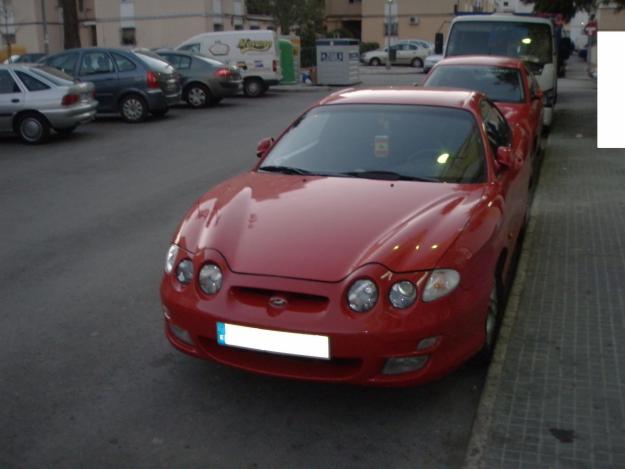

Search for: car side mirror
xmin=532 ymin=88 xmax=543 ymax=101
xmin=256 ymin=137 xmax=274 ymax=158
xmin=496 ymin=146 xmax=514 ymax=170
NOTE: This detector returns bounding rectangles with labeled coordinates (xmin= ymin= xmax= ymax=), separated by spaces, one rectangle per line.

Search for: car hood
xmin=175 ymin=172 xmax=486 ymax=282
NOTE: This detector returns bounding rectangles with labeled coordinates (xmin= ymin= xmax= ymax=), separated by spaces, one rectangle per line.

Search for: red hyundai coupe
xmin=423 ymin=55 xmax=544 ymax=166
xmin=161 ymin=88 xmax=531 ymax=386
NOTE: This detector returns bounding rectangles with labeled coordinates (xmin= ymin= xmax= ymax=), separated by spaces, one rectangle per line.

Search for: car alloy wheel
xmin=370 ymin=58 xmax=381 ymax=66
xmin=120 ymin=95 xmax=147 ymax=122
xmin=18 ymin=113 xmax=50 ymax=144
xmin=187 ymin=85 xmax=208 ymax=108
xmin=474 ymin=280 xmax=500 ymax=365
xmin=411 ymin=58 xmax=423 ymax=68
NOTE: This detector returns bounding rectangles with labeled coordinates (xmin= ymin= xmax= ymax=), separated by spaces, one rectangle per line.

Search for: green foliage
xmin=359 ymin=42 xmax=380 ymax=54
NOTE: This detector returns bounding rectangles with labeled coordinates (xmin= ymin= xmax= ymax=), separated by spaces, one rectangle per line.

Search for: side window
xmin=177 ymin=56 xmax=192 ymax=69
xmin=48 ymin=53 xmax=78 ymax=75
xmin=408 ymin=44 xmax=418 ymax=50
xmin=112 ymin=53 xmax=136 ymax=72
xmin=0 ymin=70 xmax=20 ymax=94
xmin=79 ymin=52 xmax=115 ymax=75
xmin=15 ymin=71 xmax=50 ymax=91
xmin=160 ymin=54 xmax=179 ymax=68
xmin=179 ymin=43 xmax=200 ymax=53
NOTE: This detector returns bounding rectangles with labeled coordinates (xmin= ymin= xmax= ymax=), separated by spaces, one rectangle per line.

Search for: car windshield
xmin=447 ymin=21 xmax=553 ymax=64
xmin=425 ymin=65 xmax=524 ymax=103
xmin=259 ymin=104 xmax=486 ymax=184
xmin=30 ymin=66 xmax=75 ymax=85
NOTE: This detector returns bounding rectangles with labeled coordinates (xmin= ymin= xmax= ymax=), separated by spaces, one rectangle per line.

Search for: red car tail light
xmin=146 ymin=70 xmax=160 ymax=89
xmin=214 ymin=68 xmax=231 ymax=79
xmin=61 ymin=94 xmax=80 ymax=106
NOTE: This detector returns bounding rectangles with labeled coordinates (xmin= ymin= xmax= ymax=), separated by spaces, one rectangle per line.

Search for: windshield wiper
xmin=258 ymin=165 xmax=314 ymax=175
xmin=340 ymin=170 xmax=438 ymax=182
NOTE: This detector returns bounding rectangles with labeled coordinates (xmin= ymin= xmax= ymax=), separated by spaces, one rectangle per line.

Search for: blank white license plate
xmin=216 ymin=322 xmax=330 ymax=360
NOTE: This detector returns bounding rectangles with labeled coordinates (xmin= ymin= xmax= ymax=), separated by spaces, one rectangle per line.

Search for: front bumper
xmin=43 ymin=101 xmax=97 ymax=129
xmin=160 ymin=253 xmax=489 ymax=387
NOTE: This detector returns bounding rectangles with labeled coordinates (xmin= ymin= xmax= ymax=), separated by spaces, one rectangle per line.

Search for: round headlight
xmin=422 ymin=269 xmax=460 ymax=302
xmin=164 ymin=244 xmax=179 ymax=274
xmin=389 ymin=281 xmax=417 ymax=309
xmin=347 ymin=279 xmax=378 ymax=313
xmin=199 ymin=263 xmax=223 ymax=295
xmin=176 ymin=259 xmax=194 ymax=284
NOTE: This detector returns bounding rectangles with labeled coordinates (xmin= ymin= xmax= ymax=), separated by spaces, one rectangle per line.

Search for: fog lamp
xmin=169 ymin=322 xmax=192 ymax=345
xmin=382 ymin=355 xmax=428 ymax=375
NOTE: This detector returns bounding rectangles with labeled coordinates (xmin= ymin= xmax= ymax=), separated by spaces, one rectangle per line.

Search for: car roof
xmin=319 ymin=87 xmax=483 ymax=112
xmin=452 ymin=13 xmax=553 ymax=26
xmin=434 ymin=55 xmax=525 ymax=69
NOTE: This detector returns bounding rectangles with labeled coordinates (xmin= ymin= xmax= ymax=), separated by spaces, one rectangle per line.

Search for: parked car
xmin=0 ymin=64 xmax=96 ymax=143
xmin=160 ymin=87 xmax=532 ymax=386
xmin=176 ymin=30 xmax=282 ymax=97
xmin=423 ymin=54 xmax=443 ymax=73
xmin=151 ymin=49 xmax=242 ymax=108
xmin=9 ymin=53 xmax=47 ymax=64
xmin=361 ymin=41 xmax=430 ymax=67
xmin=423 ymin=56 xmax=544 ymax=163
xmin=42 ymin=48 xmax=181 ymax=122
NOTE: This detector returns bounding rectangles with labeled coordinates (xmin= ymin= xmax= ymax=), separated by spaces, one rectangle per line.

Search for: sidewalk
xmin=465 ymin=59 xmax=625 ymax=468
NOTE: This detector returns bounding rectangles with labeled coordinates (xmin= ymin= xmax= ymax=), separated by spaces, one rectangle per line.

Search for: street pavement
xmin=465 ymin=58 xmax=625 ymax=468
xmin=0 ymin=89 xmax=485 ymax=468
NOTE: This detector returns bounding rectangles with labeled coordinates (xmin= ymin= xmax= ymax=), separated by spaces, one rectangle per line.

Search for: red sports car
xmin=161 ymin=88 xmax=531 ymax=386
xmin=423 ymin=55 xmax=544 ymax=165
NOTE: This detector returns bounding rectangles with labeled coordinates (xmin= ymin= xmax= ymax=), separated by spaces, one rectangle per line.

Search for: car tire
xmin=243 ymin=78 xmax=264 ymax=98
xmin=411 ymin=58 xmax=424 ymax=68
xmin=474 ymin=279 xmax=501 ymax=365
xmin=120 ymin=94 xmax=148 ymax=123
xmin=55 ymin=125 xmax=77 ymax=136
xmin=369 ymin=58 xmax=381 ymax=67
xmin=17 ymin=112 xmax=50 ymax=144
xmin=151 ymin=108 xmax=169 ymax=118
xmin=186 ymin=83 xmax=210 ymax=108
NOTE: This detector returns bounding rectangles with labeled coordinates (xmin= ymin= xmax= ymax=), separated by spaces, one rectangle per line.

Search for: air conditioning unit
xmin=409 ymin=16 xmax=420 ymax=26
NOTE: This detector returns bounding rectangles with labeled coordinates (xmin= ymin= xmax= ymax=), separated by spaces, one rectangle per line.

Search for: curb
xmin=270 ymin=85 xmax=335 ymax=93
xmin=462 ymin=139 xmax=548 ymax=469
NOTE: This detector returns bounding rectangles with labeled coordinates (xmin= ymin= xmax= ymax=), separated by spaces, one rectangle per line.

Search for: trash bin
xmin=315 ymin=38 xmax=360 ymax=86
xmin=279 ymin=39 xmax=296 ymax=84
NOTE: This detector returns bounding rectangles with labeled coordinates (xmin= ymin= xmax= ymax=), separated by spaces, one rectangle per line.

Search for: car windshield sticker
xmin=374 ymin=135 xmax=390 ymax=158
xmin=209 ymin=41 xmax=229 ymax=56
xmin=238 ymin=39 xmax=272 ymax=53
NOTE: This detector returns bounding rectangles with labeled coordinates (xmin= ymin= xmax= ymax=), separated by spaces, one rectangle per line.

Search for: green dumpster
xmin=279 ymin=39 xmax=296 ymax=84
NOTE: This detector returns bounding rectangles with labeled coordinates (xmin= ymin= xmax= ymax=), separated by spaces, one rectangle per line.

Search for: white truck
xmin=445 ymin=14 xmax=557 ymax=128
xmin=177 ymin=30 xmax=282 ymax=97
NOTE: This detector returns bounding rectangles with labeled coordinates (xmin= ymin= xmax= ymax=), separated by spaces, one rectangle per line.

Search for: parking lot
xmin=1 ymin=88 xmax=489 ymax=468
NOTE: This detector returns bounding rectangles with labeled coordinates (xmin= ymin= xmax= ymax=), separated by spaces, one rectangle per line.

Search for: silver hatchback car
xmin=0 ymin=64 xmax=97 ymax=144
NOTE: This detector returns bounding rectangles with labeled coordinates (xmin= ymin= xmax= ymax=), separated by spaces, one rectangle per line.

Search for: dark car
xmin=152 ymin=50 xmax=242 ymax=108
xmin=42 ymin=48 xmax=181 ymax=122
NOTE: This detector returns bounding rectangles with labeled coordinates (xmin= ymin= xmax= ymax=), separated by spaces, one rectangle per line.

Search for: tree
xmin=524 ymin=0 xmax=625 ymax=21
xmin=61 ymin=0 xmax=80 ymax=49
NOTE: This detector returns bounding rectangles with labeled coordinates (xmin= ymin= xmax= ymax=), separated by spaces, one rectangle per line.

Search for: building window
xmin=213 ymin=23 xmax=224 ymax=32
xmin=250 ymin=25 xmax=260 ymax=30
xmin=234 ymin=24 xmax=243 ymax=30
xmin=120 ymin=27 xmax=136 ymax=45
xmin=383 ymin=23 xmax=398 ymax=36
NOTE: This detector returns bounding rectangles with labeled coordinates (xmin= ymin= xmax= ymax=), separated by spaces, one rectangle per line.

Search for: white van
xmin=176 ymin=30 xmax=282 ymax=97
xmin=445 ymin=14 xmax=556 ymax=127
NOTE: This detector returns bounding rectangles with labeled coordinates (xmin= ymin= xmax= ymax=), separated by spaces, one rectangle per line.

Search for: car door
xmin=0 ymin=70 xmax=24 ymax=132
xmin=480 ymin=99 xmax=529 ymax=249
xmin=394 ymin=44 xmax=411 ymax=64
xmin=110 ymin=52 xmax=141 ymax=106
xmin=78 ymin=51 xmax=118 ymax=111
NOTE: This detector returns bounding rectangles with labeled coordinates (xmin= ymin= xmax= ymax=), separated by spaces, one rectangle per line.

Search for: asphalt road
xmin=0 ymin=91 xmax=485 ymax=468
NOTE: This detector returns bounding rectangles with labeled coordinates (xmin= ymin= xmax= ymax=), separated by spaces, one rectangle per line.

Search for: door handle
xmin=11 ymin=99 xmax=20 ymax=103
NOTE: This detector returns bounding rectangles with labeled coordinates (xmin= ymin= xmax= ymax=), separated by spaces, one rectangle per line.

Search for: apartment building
xmin=325 ymin=0 xmax=497 ymax=46
xmin=2 ymin=0 xmax=273 ymax=55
